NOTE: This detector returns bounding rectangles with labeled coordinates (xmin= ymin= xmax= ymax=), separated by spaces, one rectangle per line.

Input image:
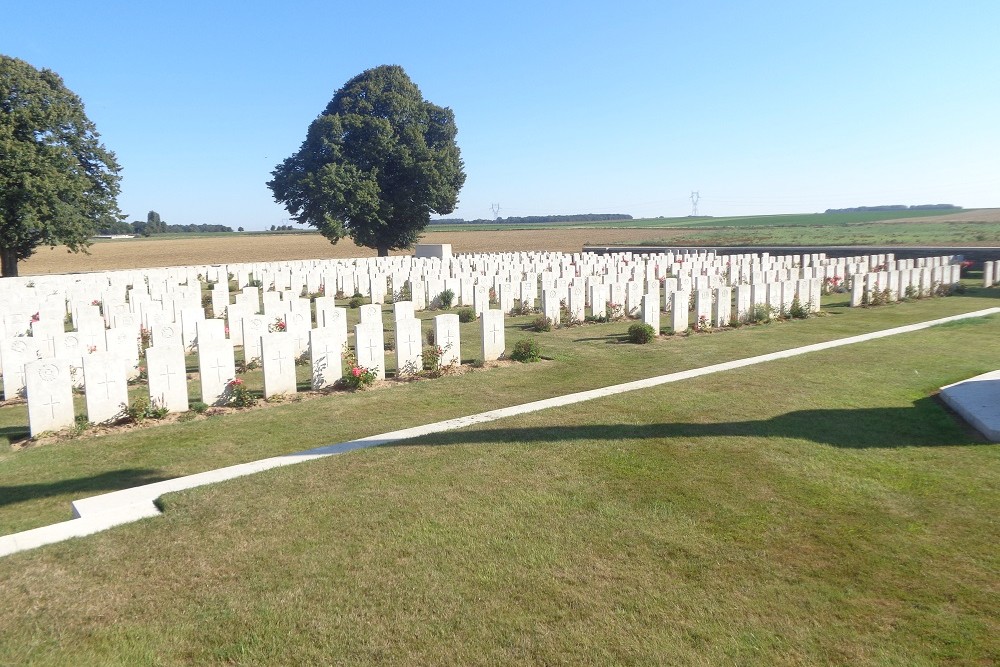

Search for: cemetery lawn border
xmin=0 ymin=305 xmax=997 ymax=664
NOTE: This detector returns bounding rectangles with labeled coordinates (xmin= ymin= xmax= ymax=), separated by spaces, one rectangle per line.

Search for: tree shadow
xmin=0 ymin=468 xmax=172 ymax=509
xmin=393 ymin=397 xmax=988 ymax=450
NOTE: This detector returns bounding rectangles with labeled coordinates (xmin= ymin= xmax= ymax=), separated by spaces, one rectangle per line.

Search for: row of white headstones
xmin=0 ymin=250 xmax=965 ymax=437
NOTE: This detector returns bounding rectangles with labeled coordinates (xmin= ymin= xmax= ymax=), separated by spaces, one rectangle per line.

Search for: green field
xmin=1 ymin=285 xmax=999 ymax=664
xmin=427 ymin=209 xmax=968 ymax=232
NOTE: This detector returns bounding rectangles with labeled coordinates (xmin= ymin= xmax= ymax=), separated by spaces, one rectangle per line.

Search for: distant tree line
xmin=824 ymin=204 xmax=960 ymax=214
xmin=433 ymin=213 xmax=633 ymax=225
xmin=96 ymin=211 xmax=234 ymax=236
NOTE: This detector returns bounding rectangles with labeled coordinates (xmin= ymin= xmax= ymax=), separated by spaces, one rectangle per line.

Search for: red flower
xmin=351 ymin=367 xmax=362 ymax=377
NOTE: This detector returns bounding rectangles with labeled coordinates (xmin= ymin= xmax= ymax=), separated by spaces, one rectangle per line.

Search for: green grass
xmin=0 ymin=290 xmax=997 ymax=664
xmin=1 ymin=288 xmax=998 ymax=535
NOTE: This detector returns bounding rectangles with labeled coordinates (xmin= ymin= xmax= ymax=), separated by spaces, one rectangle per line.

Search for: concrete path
xmin=940 ymin=370 xmax=1000 ymax=442
xmin=2 ymin=306 xmax=998 ymax=558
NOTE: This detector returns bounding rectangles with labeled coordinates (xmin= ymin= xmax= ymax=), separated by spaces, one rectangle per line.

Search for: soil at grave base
xmin=8 ymin=359 xmax=522 ymax=451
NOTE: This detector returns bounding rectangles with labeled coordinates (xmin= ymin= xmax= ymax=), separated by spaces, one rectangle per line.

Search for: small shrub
xmin=868 ymin=288 xmax=891 ymax=307
xmin=510 ymin=338 xmax=541 ymax=363
xmin=457 ymin=308 xmax=476 ymax=323
xmin=121 ymin=396 xmax=151 ymax=423
xmin=190 ymin=401 xmax=209 ymax=414
xmin=788 ymin=296 xmax=810 ymax=319
xmin=746 ymin=303 xmax=774 ymax=324
xmin=509 ymin=299 xmax=537 ymax=316
xmin=697 ymin=315 xmax=711 ymax=332
xmin=422 ymin=344 xmax=455 ymax=376
xmin=605 ymin=301 xmax=625 ymax=322
xmin=340 ymin=346 xmax=378 ymax=389
xmin=73 ymin=413 xmax=91 ymax=435
xmin=531 ymin=316 xmax=552 ymax=332
xmin=236 ymin=357 xmax=260 ymax=373
xmin=225 ymin=377 xmax=257 ymax=408
xmin=348 ymin=292 xmax=364 ymax=309
xmin=341 ymin=364 xmax=378 ymax=390
xmin=438 ymin=289 xmax=455 ymax=309
xmin=139 ymin=326 xmax=153 ymax=352
xmin=393 ymin=284 xmax=412 ymax=302
xmin=148 ymin=404 xmax=170 ymax=420
xmin=627 ymin=322 xmax=656 ymax=344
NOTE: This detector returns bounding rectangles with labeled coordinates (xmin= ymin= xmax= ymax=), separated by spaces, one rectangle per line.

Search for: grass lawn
xmin=0 ymin=287 xmax=998 ymax=664
xmin=1 ymin=286 xmax=998 ymax=535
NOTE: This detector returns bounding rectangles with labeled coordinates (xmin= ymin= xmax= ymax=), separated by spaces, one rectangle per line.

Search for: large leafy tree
xmin=0 ymin=55 xmax=123 ymax=277
xmin=268 ymin=65 xmax=465 ymax=256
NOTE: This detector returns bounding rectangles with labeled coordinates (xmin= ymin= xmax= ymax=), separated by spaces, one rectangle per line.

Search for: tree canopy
xmin=0 ymin=55 xmax=122 ymax=277
xmin=267 ymin=65 xmax=465 ymax=256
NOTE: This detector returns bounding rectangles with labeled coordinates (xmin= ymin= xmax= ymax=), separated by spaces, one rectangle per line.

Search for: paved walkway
xmin=940 ymin=370 xmax=1000 ymax=442
xmin=2 ymin=306 xmax=998 ymax=558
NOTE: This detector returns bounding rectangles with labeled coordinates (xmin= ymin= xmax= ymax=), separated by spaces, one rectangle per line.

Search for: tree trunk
xmin=377 ymin=244 xmax=390 ymax=257
xmin=0 ymin=248 xmax=18 ymax=278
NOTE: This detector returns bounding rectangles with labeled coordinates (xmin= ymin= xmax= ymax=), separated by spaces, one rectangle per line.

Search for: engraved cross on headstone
xmin=94 ymin=371 xmax=115 ymax=399
xmin=163 ymin=364 xmax=178 ymax=389
xmin=41 ymin=395 xmax=60 ymax=418
xmin=209 ymin=358 xmax=228 ymax=383
xmin=402 ymin=330 xmax=420 ymax=356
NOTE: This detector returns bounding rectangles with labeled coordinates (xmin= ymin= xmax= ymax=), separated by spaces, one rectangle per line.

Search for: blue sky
xmin=3 ymin=1 xmax=998 ymax=230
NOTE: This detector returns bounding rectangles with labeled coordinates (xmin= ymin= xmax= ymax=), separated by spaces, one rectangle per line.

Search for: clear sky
xmin=3 ymin=1 xmax=998 ymax=230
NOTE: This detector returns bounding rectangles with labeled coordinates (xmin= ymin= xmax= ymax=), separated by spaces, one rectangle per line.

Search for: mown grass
xmin=1 ymin=287 xmax=997 ymax=535
xmin=0 ymin=294 xmax=997 ymax=664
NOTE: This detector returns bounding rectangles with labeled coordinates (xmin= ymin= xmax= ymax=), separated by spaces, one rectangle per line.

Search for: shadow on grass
xmin=0 ymin=469 xmax=172 ymax=510
xmin=0 ymin=425 xmax=31 ymax=446
xmin=396 ymin=397 xmax=987 ymax=449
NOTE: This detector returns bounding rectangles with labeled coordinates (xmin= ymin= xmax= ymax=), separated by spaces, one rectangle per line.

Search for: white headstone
xmin=359 ymin=303 xmax=383 ymax=326
xmin=1 ymin=337 xmax=38 ymax=399
xmin=670 ymin=290 xmax=689 ymax=334
xmin=641 ymin=294 xmax=660 ymax=334
xmin=198 ymin=340 xmax=236 ymax=406
xmin=480 ymin=309 xmax=506 ymax=361
xmin=354 ymin=322 xmax=386 ymax=381
xmin=309 ymin=327 xmax=343 ymax=389
xmin=83 ymin=352 xmax=129 ymax=424
xmin=394 ymin=318 xmax=423 ymax=376
xmin=242 ymin=314 xmax=268 ymax=362
xmin=25 ymin=358 xmax=75 ymax=436
xmin=433 ymin=314 xmax=461 ymax=367
xmin=261 ymin=332 xmax=297 ymax=398
xmin=146 ymin=345 xmax=189 ymax=413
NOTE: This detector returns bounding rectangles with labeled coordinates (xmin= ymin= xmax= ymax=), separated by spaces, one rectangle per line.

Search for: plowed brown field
xmin=19 ymin=228 xmax=669 ymax=276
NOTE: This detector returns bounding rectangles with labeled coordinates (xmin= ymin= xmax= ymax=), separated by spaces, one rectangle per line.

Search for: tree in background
xmin=0 ymin=55 xmax=123 ymax=277
xmin=268 ymin=65 xmax=465 ymax=256
xmin=145 ymin=210 xmax=166 ymax=234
